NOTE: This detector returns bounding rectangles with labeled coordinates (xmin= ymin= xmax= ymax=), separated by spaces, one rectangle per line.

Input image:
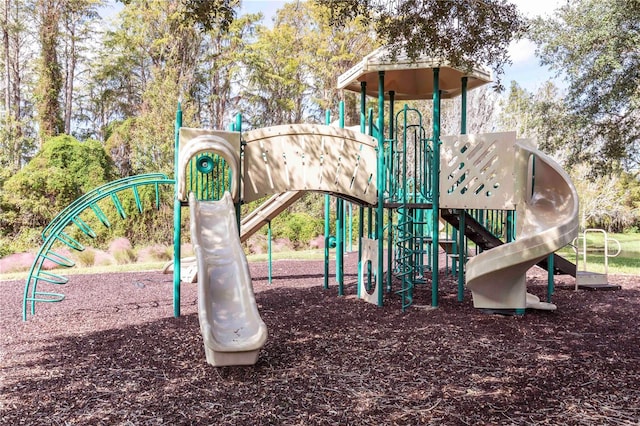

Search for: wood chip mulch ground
xmin=1 ymin=251 xmax=639 ymax=425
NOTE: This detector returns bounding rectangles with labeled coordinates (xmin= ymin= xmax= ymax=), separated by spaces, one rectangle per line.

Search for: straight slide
xmin=189 ymin=192 xmax=267 ymax=366
xmin=240 ymin=191 xmax=304 ymax=242
xmin=466 ymin=141 xmax=579 ymax=312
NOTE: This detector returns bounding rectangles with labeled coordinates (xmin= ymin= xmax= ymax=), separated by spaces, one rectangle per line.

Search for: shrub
xmin=137 ymin=244 xmax=172 ymax=263
xmin=271 ymin=212 xmax=323 ymax=248
xmin=109 ymin=238 xmax=136 ymax=264
xmin=74 ymin=248 xmax=96 ymax=267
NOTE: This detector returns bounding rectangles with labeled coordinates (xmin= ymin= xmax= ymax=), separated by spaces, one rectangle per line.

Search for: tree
xmin=100 ymin=0 xmax=203 ymax=175
xmin=570 ymin=163 xmax=639 ymax=232
xmin=1 ymin=0 xmax=36 ymax=173
xmin=321 ymin=0 xmax=527 ymax=89
xmin=441 ymin=86 xmax=498 ymax=136
xmin=60 ymin=0 xmax=101 ymax=135
xmin=35 ymin=0 xmax=64 ymax=143
xmin=303 ymin=1 xmax=376 ymax=125
xmin=191 ymin=12 xmax=261 ymax=129
xmin=530 ymin=0 xmax=640 ymax=173
xmin=241 ymin=5 xmax=314 ymax=128
xmin=240 ymin=2 xmax=377 ymax=128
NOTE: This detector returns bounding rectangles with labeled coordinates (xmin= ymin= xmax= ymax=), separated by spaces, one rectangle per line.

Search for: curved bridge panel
xmin=242 ymin=124 xmax=378 ymax=205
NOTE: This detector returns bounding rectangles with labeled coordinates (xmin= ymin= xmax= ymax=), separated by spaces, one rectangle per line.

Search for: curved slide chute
xmin=465 ymin=141 xmax=579 ymax=312
xmin=179 ymin=132 xmax=268 ymax=366
xmin=179 ymin=125 xmax=379 ymax=366
xmin=189 ymin=192 xmax=267 ymax=366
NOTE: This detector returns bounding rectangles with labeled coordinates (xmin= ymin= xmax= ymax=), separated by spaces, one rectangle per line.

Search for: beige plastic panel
xmin=440 ymin=132 xmax=519 ymax=210
xmin=178 ymin=128 xmax=241 ymax=202
xmin=358 ymin=237 xmax=380 ymax=305
xmin=179 ymin=127 xmax=241 ymax=152
xmin=243 ymin=124 xmax=378 ymax=205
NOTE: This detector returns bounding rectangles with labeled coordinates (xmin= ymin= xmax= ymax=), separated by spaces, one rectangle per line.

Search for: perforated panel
xmin=440 ymin=132 xmax=518 ymax=210
xmin=243 ymin=124 xmax=378 ymax=205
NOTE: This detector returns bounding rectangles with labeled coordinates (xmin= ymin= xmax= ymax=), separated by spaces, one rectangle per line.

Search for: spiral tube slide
xmin=465 ymin=141 xmax=579 ymax=312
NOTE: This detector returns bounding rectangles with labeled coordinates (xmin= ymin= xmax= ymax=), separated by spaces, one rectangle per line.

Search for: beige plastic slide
xmin=466 ymin=141 xmax=579 ymax=312
xmin=189 ymin=191 xmax=267 ymax=366
xmin=240 ymin=191 xmax=305 ymax=242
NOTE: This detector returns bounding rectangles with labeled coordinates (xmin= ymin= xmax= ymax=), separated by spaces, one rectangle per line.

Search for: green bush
xmin=0 ymin=135 xmax=117 ymax=245
xmin=271 ymin=211 xmax=324 ymax=248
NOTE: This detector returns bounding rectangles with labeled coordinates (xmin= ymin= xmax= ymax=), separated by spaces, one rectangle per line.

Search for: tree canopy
xmin=530 ymin=0 xmax=640 ymax=173
xmin=321 ymin=0 xmax=527 ymax=89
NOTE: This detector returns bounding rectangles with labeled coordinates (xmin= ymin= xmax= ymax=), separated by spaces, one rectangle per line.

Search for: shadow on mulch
xmin=2 ymin=261 xmax=640 ymax=425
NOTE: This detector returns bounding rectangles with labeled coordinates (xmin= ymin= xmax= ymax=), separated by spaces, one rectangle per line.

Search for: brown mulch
xmin=1 ymin=252 xmax=639 ymax=425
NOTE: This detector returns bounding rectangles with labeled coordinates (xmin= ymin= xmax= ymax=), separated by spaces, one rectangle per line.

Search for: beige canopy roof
xmin=337 ymin=47 xmax=492 ymax=100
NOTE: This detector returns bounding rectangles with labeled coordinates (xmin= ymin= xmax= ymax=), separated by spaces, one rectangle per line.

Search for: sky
xmin=240 ymin=0 xmax=568 ymax=92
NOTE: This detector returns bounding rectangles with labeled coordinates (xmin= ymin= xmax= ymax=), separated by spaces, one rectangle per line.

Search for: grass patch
xmin=246 ymin=248 xmax=332 ymax=262
xmin=0 ymin=261 xmax=167 ymax=282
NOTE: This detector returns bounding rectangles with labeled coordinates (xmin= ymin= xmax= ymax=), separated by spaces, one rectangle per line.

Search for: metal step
xmin=576 ymin=271 xmax=621 ymax=290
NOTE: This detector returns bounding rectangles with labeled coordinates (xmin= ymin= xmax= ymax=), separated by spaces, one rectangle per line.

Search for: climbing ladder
xmin=387 ymin=107 xmax=435 ymax=310
xmin=22 ymin=173 xmax=174 ymax=320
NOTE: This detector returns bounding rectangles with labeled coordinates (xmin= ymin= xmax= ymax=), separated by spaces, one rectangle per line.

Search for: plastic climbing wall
xmin=440 ymin=131 xmax=519 ymax=210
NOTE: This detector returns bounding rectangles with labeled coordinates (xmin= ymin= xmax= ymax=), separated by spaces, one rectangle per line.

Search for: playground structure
xmin=22 ymin=46 xmax=583 ymax=366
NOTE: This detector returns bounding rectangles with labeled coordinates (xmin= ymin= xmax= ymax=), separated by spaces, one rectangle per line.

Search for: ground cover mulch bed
xmin=2 ymin=251 xmax=639 ymax=425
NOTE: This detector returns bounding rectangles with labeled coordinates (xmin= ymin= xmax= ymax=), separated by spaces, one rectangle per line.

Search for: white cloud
xmin=508 ymin=39 xmax=537 ymax=64
xmin=506 ymin=0 xmax=564 ymax=67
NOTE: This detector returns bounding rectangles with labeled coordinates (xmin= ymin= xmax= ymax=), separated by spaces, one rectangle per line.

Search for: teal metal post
xmin=461 ymin=77 xmax=468 ymax=134
xmin=324 ymin=109 xmax=331 ymax=290
xmin=173 ymin=103 xmax=183 ymax=317
xmin=268 ymin=221 xmax=273 ymax=284
xmin=336 ymin=102 xmax=345 ymax=296
xmin=348 ymin=203 xmax=353 ymax=252
xmin=431 ymin=69 xmax=441 ymax=308
xmin=336 ymin=198 xmax=344 ymax=292
xmin=506 ymin=211 xmax=515 ymax=242
xmin=547 ymin=254 xmax=554 ymax=302
xmin=457 ymin=77 xmax=468 ymax=301
xmin=357 ymin=82 xmax=366 ymax=298
xmin=387 ymin=90 xmax=395 ymax=293
xmin=457 ymin=210 xmax=465 ymax=302
xmin=376 ymin=71 xmax=385 ymax=306
xmin=234 ymin=114 xmax=242 ymax=229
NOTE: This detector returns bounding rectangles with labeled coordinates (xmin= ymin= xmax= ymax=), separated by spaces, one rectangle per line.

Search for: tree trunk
xmin=36 ymin=0 xmax=63 ymax=145
xmin=64 ymin=13 xmax=76 ymax=134
xmin=3 ymin=0 xmax=9 ymax=115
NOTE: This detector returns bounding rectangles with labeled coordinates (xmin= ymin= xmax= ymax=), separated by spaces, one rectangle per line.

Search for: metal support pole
xmin=376 ymin=71 xmax=385 ymax=306
xmin=457 ymin=210 xmax=465 ymax=301
xmin=336 ymin=102 xmax=345 ymax=296
xmin=324 ymin=109 xmax=331 ymax=290
xmin=357 ymin=82 xmax=367 ymax=298
xmin=234 ymin=114 xmax=242 ymax=228
xmin=173 ymin=103 xmax=183 ymax=317
xmin=431 ymin=68 xmax=441 ymax=308
xmin=387 ymin=90 xmax=395 ymax=293
xmin=547 ymin=254 xmax=555 ymax=302
xmin=457 ymin=76 xmax=468 ymax=300
xmin=268 ymin=221 xmax=273 ymax=284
